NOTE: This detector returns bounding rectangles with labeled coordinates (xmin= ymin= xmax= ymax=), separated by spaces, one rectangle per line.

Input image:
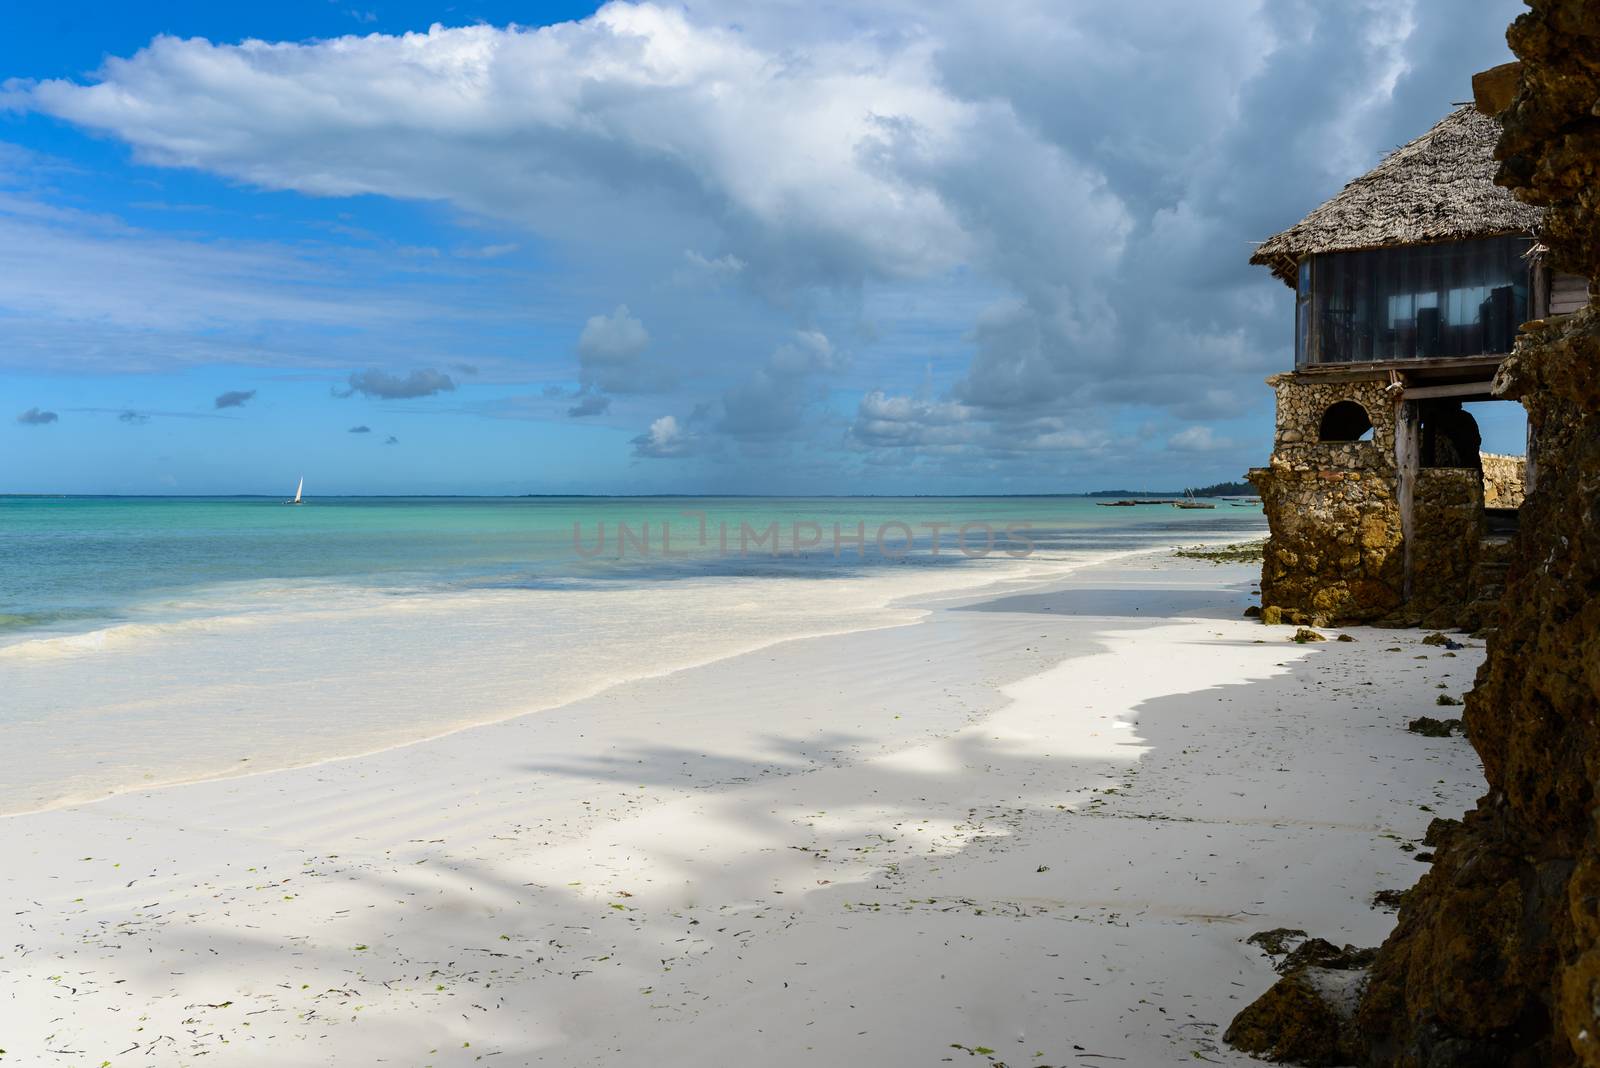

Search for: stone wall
xmin=1481 ymin=451 xmax=1528 ymax=508
xmin=1250 ymin=466 xmax=1402 ymax=626
xmin=1254 ymin=372 xmax=1520 ymax=626
xmin=1252 ymin=373 xmax=1406 ymax=625
xmin=1267 ymin=374 xmax=1397 ymax=463
xmin=1409 ymin=469 xmax=1485 ymax=626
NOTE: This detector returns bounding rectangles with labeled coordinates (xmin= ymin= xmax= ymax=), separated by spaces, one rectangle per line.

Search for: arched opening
xmin=1318 ymin=400 xmax=1374 ymax=442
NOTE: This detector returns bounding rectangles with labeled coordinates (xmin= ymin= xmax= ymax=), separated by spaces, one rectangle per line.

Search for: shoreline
xmin=0 ymin=541 xmax=1245 ymax=819
xmin=0 ymin=545 xmax=1469 ymax=1066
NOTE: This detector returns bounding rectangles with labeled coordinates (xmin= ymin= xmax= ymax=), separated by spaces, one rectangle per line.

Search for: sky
xmin=0 ymin=0 xmax=1530 ymax=495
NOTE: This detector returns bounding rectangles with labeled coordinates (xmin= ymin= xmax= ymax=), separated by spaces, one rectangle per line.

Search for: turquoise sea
xmin=0 ymin=495 xmax=1264 ymax=813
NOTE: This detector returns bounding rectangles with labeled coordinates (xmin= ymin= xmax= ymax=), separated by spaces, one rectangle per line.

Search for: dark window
xmin=1319 ymin=400 xmax=1373 ymax=442
xmin=1295 ymin=236 xmax=1531 ymax=367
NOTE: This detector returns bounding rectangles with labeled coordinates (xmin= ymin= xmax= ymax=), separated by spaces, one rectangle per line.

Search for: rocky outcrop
xmin=1227 ymin=933 xmax=1378 ymax=1065
xmin=1357 ymin=300 xmax=1600 ymax=1068
xmin=1228 ymin=2 xmax=1600 ymax=1063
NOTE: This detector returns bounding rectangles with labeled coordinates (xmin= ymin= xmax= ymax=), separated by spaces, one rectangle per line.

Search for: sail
xmin=294 ymin=477 xmax=303 ymax=503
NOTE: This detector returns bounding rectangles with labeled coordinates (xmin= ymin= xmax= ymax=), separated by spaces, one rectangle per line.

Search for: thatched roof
xmin=1251 ymin=106 xmax=1544 ymax=286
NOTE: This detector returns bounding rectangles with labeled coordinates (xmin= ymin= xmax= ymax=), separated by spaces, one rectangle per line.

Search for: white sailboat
xmin=285 ymin=476 xmax=304 ymax=505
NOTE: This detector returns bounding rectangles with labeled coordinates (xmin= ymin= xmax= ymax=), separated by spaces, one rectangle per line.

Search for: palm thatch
xmin=1252 ymin=106 xmax=1544 ymax=286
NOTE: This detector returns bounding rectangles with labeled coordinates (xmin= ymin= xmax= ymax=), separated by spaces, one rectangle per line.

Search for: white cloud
xmin=1 ymin=0 xmax=1527 ymax=484
xmin=631 ymin=413 xmax=697 ymax=458
xmin=849 ymin=390 xmax=974 ymax=449
xmin=576 ymin=304 xmax=662 ymax=394
xmin=14 ymin=7 xmax=973 ymax=288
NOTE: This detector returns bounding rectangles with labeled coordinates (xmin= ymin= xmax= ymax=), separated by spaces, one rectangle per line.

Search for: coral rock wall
xmin=1266 ymin=375 xmax=1398 ymax=461
xmin=1250 ymin=466 xmax=1403 ymax=626
xmin=1408 ymin=470 xmax=1485 ymax=626
xmin=1251 ymin=376 xmax=1405 ymax=625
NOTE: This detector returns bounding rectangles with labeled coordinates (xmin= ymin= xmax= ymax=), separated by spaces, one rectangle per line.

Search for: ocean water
xmin=0 ymin=495 xmax=1265 ymax=814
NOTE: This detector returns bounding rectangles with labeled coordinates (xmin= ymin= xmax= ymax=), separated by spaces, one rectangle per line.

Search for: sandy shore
xmin=0 ymin=551 xmax=1485 ymax=1066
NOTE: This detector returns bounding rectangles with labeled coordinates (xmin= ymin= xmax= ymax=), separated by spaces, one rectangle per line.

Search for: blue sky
xmin=0 ymin=0 xmax=1528 ymax=494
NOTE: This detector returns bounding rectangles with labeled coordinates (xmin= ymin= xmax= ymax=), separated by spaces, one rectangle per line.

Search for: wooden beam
xmin=1396 ymin=400 xmax=1420 ymax=603
xmin=1298 ymin=355 xmax=1506 ymax=381
xmin=1402 ymin=381 xmax=1500 ymax=401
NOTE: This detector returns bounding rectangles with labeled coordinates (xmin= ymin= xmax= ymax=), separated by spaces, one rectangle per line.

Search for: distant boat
xmin=285 ymin=476 xmax=304 ymax=505
xmin=1173 ymin=490 xmax=1215 ymax=509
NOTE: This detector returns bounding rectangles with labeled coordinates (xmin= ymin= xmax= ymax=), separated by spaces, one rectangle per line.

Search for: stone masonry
xmin=1249 ymin=373 xmax=1524 ymax=627
xmin=1249 ymin=374 xmax=1405 ymax=625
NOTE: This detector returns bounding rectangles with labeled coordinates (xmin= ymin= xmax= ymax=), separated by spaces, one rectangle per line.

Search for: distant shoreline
xmin=1 ymin=490 xmax=1253 ymax=500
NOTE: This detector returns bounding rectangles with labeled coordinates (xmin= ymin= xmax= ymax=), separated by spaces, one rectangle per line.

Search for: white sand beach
xmin=0 ymin=550 xmax=1484 ymax=1066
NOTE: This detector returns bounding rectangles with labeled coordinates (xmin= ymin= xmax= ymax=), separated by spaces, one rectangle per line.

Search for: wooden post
xmin=1526 ymin=418 xmax=1538 ymax=497
xmin=1533 ymin=261 xmax=1550 ymax=320
xmin=1396 ymin=399 xmax=1420 ymax=601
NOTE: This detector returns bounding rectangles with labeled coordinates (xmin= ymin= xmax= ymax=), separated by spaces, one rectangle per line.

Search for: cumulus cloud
xmin=631 ymin=415 xmax=697 ymax=459
xmin=4 ymin=0 xmax=1526 ymax=484
xmin=576 ymin=305 xmax=663 ymax=394
xmin=16 ymin=407 xmax=58 ymax=425
xmin=849 ymin=391 xmax=975 ymax=449
xmin=348 ymin=424 xmax=371 ymax=433
xmin=213 ymin=388 xmax=255 ymax=408
xmin=340 ymin=368 xmax=456 ymax=400
xmin=14 ymin=9 xmax=972 ymax=288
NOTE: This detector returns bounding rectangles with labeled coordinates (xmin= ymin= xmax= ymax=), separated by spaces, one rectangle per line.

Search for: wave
xmin=0 ymin=613 xmax=273 ymax=661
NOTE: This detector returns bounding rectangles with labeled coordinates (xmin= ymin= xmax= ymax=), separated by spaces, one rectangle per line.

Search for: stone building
xmin=1247 ymin=85 xmax=1592 ymax=627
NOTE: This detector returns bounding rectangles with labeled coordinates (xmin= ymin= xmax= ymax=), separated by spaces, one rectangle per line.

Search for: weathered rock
xmin=1473 ymin=61 xmax=1522 ymax=115
xmin=1351 ymin=6 xmax=1600 ymax=1064
xmin=1293 ymin=627 xmax=1327 ymax=643
xmin=1249 ymin=927 xmax=1312 ymax=962
xmin=1228 ymin=939 xmax=1375 ymax=1065
xmin=1372 ymin=888 xmax=1407 ymax=912
xmin=1407 ymin=716 xmax=1463 ymax=738
xmin=1283 ymin=940 xmax=1379 ymax=974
